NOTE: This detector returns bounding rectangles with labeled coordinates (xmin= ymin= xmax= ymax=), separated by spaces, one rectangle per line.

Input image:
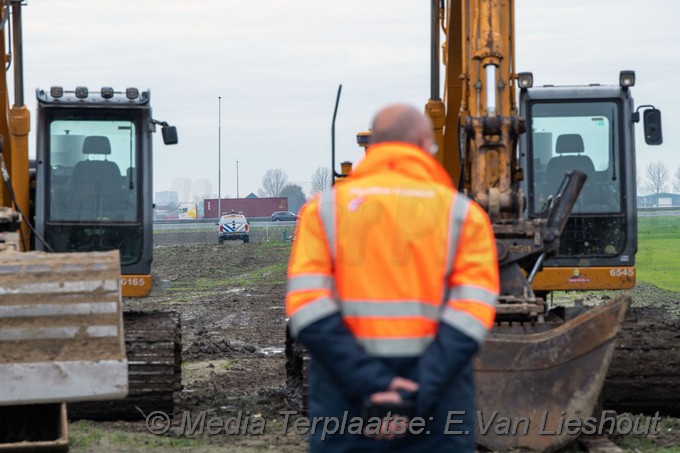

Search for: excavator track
xmin=603 ymin=307 xmax=680 ymax=416
xmin=284 ymin=325 xmax=308 ymax=413
xmin=68 ymin=311 xmax=182 ymax=420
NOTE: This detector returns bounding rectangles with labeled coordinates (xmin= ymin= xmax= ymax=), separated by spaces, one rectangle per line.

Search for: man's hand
xmin=388 ymin=376 xmax=419 ymax=393
xmin=364 ymin=377 xmax=419 ymax=440
xmin=369 ymin=376 xmax=419 ymax=404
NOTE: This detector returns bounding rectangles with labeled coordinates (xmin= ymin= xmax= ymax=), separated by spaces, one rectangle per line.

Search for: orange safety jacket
xmin=286 ymin=142 xmax=499 ymax=357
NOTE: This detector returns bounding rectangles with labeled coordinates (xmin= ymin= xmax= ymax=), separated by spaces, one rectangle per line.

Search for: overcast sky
xmin=19 ymin=1 xmax=679 ymax=201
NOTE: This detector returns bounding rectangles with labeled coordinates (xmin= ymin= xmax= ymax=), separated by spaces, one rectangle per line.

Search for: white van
xmin=218 ymin=212 xmax=250 ymax=244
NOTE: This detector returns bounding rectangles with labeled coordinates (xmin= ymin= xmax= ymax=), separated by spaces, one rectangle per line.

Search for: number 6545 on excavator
xmin=286 ymin=1 xmax=664 ymax=452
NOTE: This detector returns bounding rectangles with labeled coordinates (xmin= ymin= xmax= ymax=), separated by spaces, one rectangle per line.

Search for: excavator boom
xmin=426 ymin=1 xmax=660 ymax=450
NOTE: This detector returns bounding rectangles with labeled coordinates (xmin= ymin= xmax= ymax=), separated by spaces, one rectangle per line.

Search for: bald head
xmin=370 ymin=104 xmax=435 ymax=153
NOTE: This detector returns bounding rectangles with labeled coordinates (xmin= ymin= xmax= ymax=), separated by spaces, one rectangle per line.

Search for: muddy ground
xmin=68 ymin=234 xmax=680 ymax=452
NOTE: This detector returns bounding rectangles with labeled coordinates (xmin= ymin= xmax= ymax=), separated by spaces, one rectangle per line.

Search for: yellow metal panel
xmin=120 ymin=274 xmax=153 ymax=297
xmin=532 ymin=267 xmax=635 ymax=291
xmin=440 ymin=0 xmax=463 ymax=183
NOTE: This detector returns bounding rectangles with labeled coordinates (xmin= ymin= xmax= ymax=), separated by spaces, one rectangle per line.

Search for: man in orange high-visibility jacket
xmin=286 ymin=104 xmax=499 ymax=452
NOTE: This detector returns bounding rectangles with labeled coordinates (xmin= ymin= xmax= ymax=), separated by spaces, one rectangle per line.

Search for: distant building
xmin=637 ymin=192 xmax=680 ymax=208
xmin=204 ymin=197 xmax=288 ymax=218
xmin=246 ymin=193 xmax=258 ymax=199
xmin=154 ymin=191 xmax=180 ymax=220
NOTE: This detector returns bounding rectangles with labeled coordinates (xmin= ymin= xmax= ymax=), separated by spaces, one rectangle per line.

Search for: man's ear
xmin=419 ymin=134 xmax=438 ymax=155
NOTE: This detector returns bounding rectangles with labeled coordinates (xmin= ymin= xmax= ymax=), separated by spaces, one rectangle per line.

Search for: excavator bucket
xmin=0 ymin=250 xmax=127 ymax=404
xmin=475 ymin=295 xmax=630 ymax=452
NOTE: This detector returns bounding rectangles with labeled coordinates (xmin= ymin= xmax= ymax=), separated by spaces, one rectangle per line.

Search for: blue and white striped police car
xmin=218 ymin=212 xmax=250 ymax=244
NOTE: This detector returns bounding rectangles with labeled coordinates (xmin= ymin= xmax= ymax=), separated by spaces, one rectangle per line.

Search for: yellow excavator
xmin=424 ymin=1 xmax=661 ymax=450
xmin=288 ymin=1 xmax=664 ymax=451
xmin=0 ymin=2 xmax=180 ymax=448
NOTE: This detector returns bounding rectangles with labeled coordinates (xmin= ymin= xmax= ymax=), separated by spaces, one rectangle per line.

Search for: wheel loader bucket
xmin=0 ymin=250 xmax=127 ymax=405
xmin=475 ymin=295 xmax=630 ymax=452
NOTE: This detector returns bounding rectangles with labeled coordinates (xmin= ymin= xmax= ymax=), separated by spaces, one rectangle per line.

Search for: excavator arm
xmin=428 ymin=1 xmax=633 ymax=451
xmin=0 ymin=2 xmax=30 ymax=248
xmin=429 ymin=0 xmax=587 ymax=318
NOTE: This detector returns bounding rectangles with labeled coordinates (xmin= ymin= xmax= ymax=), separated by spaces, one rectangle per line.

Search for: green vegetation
xmin=154 ymin=227 xmax=208 ymax=234
xmin=70 ymin=420 xmax=203 ymax=452
xmin=613 ymin=415 xmax=680 ymax=452
xmin=636 ymin=216 xmax=680 ymax=292
xmin=222 ymin=262 xmax=288 ymax=286
xmin=168 ymin=262 xmax=287 ymax=295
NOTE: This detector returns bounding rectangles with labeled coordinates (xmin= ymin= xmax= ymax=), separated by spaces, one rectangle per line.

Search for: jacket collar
xmin=350 ymin=142 xmax=454 ymax=188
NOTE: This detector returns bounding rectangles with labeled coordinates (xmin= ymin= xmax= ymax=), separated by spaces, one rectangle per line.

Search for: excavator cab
xmin=33 ymin=87 xmax=178 ymax=296
xmin=519 ymin=77 xmax=662 ymax=291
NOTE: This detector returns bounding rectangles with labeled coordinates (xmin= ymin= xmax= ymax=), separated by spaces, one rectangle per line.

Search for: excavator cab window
xmin=43 ymin=112 xmax=143 ymax=265
xmin=528 ymin=100 xmax=626 ymax=257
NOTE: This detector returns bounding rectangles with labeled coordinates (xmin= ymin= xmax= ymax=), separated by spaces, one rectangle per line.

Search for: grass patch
xmin=612 ymin=415 xmax=680 ymax=453
xmin=166 ymin=259 xmax=287 ymax=297
xmin=636 ymin=216 xmax=680 ymax=292
xmin=223 ymin=262 xmax=287 ymax=286
xmin=69 ymin=420 xmax=204 ymax=452
xmin=154 ymin=228 xmax=208 ymax=234
xmin=166 ymin=278 xmax=225 ymax=295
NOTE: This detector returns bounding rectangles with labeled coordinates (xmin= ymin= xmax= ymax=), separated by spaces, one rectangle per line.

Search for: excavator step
xmin=68 ymin=311 xmax=182 ymax=420
xmin=0 ymin=403 xmax=68 ymax=452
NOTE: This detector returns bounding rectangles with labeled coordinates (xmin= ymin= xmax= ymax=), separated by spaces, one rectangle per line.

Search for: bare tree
xmin=260 ymin=169 xmax=288 ymax=197
xmin=310 ymin=167 xmax=331 ymax=195
xmin=645 ymin=161 xmax=669 ymax=195
xmin=674 ymin=167 xmax=680 ymax=193
xmin=635 ymin=170 xmax=644 ymax=196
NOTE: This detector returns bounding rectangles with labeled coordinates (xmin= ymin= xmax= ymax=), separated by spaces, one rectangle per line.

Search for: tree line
xmin=261 ymin=161 xmax=678 ymax=213
xmin=258 ymin=167 xmax=331 ymax=213
xmin=642 ymin=162 xmax=680 ymax=196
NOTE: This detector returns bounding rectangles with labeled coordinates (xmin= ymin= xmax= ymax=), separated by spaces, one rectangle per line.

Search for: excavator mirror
xmin=162 ymin=125 xmax=178 ymax=145
xmin=643 ymin=108 xmax=662 ymax=145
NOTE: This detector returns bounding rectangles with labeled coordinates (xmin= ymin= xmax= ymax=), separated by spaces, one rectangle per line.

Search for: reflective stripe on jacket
xmin=286 ymin=142 xmax=499 ymax=357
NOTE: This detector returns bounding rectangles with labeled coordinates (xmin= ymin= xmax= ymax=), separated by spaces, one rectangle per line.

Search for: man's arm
xmin=286 ymin=197 xmax=397 ymax=402
xmin=415 ymin=202 xmax=500 ymax=415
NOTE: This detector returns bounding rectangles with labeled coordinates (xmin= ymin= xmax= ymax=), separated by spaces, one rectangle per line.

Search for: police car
xmin=218 ymin=212 xmax=250 ymax=244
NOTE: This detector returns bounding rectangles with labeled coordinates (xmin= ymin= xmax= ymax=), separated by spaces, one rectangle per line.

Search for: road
xmin=153 ymin=220 xmax=297 ymax=230
xmin=154 ymin=209 xmax=679 ymax=231
xmin=638 ymin=209 xmax=680 ymax=217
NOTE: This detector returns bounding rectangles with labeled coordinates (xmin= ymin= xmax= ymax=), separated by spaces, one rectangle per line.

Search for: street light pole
xmin=236 ymin=160 xmax=239 ymax=198
xmin=218 ymin=96 xmax=221 ymax=220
